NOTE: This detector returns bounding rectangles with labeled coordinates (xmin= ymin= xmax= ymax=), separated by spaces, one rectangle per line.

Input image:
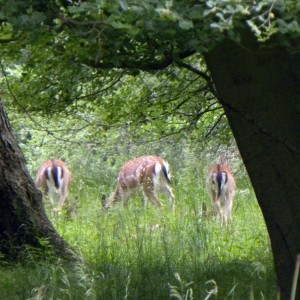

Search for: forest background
xmin=2 ymin=0 xmax=298 ymax=298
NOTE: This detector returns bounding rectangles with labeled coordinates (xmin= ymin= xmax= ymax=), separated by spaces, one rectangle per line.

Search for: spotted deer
xmin=208 ymin=164 xmax=236 ymax=225
xmin=36 ymin=159 xmax=72 ymax=214
xmin=105 ymin=156 xmax=175 ymax=212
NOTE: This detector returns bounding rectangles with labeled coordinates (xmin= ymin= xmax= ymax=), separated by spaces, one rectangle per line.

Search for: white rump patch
xmin=153 ymin=163 xmax=162 ymax=191
xmin=56 ymin=167 xmax=64 ymax=189
xmin=45 ymin=166 xmax=64 ymax=209
xmin=220 ymin=172 xmax=227 ymax=193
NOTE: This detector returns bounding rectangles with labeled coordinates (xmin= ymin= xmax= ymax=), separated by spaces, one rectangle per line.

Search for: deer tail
xmin=216 ymin=164 xmax=228 ymax=197
xmin=51 ymin=160 xmax=64 ymax=189
xmin=161 ymin=163 xmax=172 ymax=185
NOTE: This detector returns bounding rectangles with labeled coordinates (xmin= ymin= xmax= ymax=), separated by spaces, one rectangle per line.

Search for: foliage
xmin=3 ymin=53 xmax=231 ymax=153
xmin=1 ymin=0 xmax=300 ymax=127
xmin=2 ymin=1 xmax=300 ymax=63
xmin=2 ymin=0 xmax=298 ymax=148
xmin=0 ymin=1 xmax=298 ymax=158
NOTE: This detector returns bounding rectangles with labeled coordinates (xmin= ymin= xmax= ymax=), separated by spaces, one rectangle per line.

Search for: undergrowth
xmin=0 ymin=180 xmax=276 ymax=300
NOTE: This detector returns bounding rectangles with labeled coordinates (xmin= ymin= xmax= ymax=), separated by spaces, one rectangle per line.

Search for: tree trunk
xmin=0 ymin=98 xmax=69 ymax=259
xmin=205 ymin=33 xmax=300 ymax=299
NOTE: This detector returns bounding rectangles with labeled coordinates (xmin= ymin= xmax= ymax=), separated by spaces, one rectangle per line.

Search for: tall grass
xmin=0 ymin=173 xmax=276 ymax=299
xmin=0 ymin=139 xmax=277 ymax=299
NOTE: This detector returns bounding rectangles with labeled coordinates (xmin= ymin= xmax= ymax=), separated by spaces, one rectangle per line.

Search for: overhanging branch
xmin=84 ymin=50 xmax=195 ymax=72
xmin=172 ymin=55 xmax=218 ymax=97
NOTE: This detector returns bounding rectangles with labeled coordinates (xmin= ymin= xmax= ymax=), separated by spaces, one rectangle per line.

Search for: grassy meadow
xmin=0 ymin=142 xmax=277 ymax=299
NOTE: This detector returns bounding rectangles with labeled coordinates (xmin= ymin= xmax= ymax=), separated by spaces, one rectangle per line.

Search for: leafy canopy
xmin=1 ymin=0 xmax=299 ymax=143
xmin=2 ymin=0 xmax=299 ymax=67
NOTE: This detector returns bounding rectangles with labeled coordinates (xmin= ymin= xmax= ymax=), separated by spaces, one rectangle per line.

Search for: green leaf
xmin=178 ymin=19 xmax=193 ymax=30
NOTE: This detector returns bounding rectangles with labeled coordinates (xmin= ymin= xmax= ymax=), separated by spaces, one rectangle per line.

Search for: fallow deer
xmin=208 ymin=164 xmax=236 ymax=225
xmin=36 ymin=159 xmax=72 ymax=214
xmin=105 ymin=156 xmax=175 ymax=212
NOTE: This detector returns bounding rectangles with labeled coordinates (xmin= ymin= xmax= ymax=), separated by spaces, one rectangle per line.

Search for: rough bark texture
xmin=0 ymin=98 xmax=69 ymax=259
xmin=205 ymin=33 xmax=300 ymax=299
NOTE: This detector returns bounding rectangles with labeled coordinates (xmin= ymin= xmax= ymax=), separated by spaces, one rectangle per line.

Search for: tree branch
xmin=85 ymin=50 xmax=195 ymax=72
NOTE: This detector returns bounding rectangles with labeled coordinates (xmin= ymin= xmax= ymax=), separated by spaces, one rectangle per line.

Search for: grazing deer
xmin=36 ymin=159 xmax=72 ymax=214
xmin=208 ymin=164 xmax=236 ymax=225
xmin=105 ymin=156 xmax=175 ymax=212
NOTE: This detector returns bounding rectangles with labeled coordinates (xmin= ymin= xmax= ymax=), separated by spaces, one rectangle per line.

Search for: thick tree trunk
xmin=0 ymin=98 xmax=69 ymax=259
xmin=205 ymin=33 xmax=300 ymax=299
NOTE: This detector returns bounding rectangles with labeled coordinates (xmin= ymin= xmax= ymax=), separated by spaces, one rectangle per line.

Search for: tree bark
xmin=205 ymin=33 xmax=300 ymax=299
xmin=0 ymin=98 xmax=69 ymax=259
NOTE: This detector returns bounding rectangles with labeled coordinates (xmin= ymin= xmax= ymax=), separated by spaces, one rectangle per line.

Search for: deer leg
xmin=224 ymin=193 xmax=233 ymax=224
xmin=213 ymin=192 xmax=223 ymax=225
xmin=142 ymin=195 xmax=148 ymax=209
xmin=143 ymin=179 xmax=163 ymax=208
xmin=143 ymin=189 xmax=163 ymax=208
xmin=121 ymin=189 xmax=131 ymax=207
xmin=57 ymin=189 xmax=66 ymax=213
xmin=164 ymin=184 xmax=175 ymax=212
